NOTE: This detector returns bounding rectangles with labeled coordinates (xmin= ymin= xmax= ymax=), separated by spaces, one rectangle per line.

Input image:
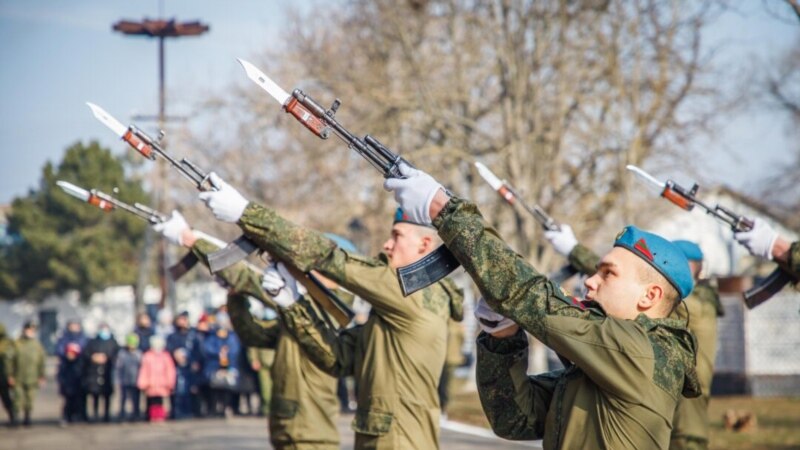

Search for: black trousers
xmin=1 ymin=385 xmax=14 ymax=422
xmin=89 ymin=392 xmax=112 ymax=422
xmin=62 ymin=394 xmax=83 ymax=422
xmin=118 ymin=386 xmax=141 ymax=420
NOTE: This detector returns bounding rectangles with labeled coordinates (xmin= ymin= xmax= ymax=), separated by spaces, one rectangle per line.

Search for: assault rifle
xmin=626 ymin=165 xmax=798 ymax=308
xmin=474 ymin=162 xmax=579 ymax=283
xmin=237 ymin=59 xmax=460 ymax=296
xmin=85 ymin=104 xmax=354 ymax=326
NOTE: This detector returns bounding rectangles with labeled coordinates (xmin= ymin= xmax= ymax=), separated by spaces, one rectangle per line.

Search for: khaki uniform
xmin=192 ymin=240 xmax=341 ymax=450
xmin=0 ymin=324 xmax=15 ymax=422
xmin=236 ymin=203 xmax=464 ymax=450
xmin=569 ymin=243 xmax=722 ymax=449
xmin=789 ymin=241 xmax=800 ymax=278
xmin=11 ymin=336 xmax=45 ymax=416
xmin=248 ymin=347 xmax=276 ymax=414
xmin=432 ymin=198 xmax=700 ymax=449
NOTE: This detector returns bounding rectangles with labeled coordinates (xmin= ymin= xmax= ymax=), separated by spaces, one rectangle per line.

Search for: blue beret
xmin=672 ymin=240 xmax=704 ymax=262
xmin=613 ymin=226 xmax=694 ymax=300
xmin=323 ymin=233 xmax=359 ymax=254
xmin=393 ymin=207 xmax=434 ymax=228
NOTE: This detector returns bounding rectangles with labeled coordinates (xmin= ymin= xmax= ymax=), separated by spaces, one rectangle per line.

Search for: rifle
xmin=626 ymin=165 xmax=799 ymax=308
xmin=474 ymin=162 xmax=579 ymax=283
xmin=85 ymin=104 xmax=354 ymax=326
xmin=236 ymin=59 xmax=460 ymax=296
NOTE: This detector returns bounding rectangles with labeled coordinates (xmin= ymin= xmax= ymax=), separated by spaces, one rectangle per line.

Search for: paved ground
xmin=0 ymin=359 xmax=541 ymax=449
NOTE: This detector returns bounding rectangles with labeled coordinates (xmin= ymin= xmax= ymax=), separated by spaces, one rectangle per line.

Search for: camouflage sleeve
xmin=226 ymin=292 xmax=280 ymax=349
xmin=279 ymin=296 xmax=359 ymax=378
xmin=237 ymin=203 xmax=421 ymax=325
xmin=789 ymin=241 xmax=800 ymax=278
xmin=568 ymin=243 xmax=600 ymax=276
xmin=441 ymin=278 xmax=465 ymax=321
xmin=191 ymin=239 xmax=276 ymax=309
xmin=434 ymin=198 xmax=660 ymax=401
xmin=476 ymin=329 xmax=555 ymax=440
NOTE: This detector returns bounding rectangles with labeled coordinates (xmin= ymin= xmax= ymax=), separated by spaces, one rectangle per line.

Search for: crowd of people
xmin=0 ymin=307 xmax=279 ymax=427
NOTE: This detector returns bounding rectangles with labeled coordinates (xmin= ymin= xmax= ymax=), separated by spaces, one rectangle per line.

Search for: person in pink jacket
xmin=137 ymin=335 xmax=175 ymax=422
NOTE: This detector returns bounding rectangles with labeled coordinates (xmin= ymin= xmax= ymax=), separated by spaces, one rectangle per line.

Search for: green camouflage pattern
xmin=433 ymin=197 xmax=700 ymax=449
xmin=790 ymin=241 xmax=800 ymax=278
xmin=192 ymin=240 xmax=340 ymax=450
xmin=568 ymin=243 xmax=601 ymax=275
xmin=239 ymin=202 xmax=464 ymax=449
xmin=0 ymin=324 xmax=13 ymax=381
xmin=11 ymin=337 xmax=45 ymax=385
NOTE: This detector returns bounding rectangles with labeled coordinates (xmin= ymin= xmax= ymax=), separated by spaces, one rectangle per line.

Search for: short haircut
xmin=409 ymin=223 xmax=443 ymax=247
xmin=637 ymin=263 xmax=680 ymax=315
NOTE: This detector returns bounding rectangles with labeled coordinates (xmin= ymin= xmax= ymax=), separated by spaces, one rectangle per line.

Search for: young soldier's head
xmin=383 ymin=208 xmax=443 ymax=269
xmin=585 ymin=226 xmax=693 ymax=320
xmin=672 ymin=240 xmax=704 ymax=281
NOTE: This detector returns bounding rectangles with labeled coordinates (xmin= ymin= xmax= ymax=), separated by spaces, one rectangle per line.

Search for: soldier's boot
xmin=8 ymin=411 xmax=17 ymax=427
xmin=23 ymin=410 xmax=31 ymax=426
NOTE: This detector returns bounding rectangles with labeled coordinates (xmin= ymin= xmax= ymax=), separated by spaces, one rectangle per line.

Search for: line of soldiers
xmin=0 ymin=321 xmax=47 ymax=427
xmin=134 ymin=157 xmax=799 ymax=450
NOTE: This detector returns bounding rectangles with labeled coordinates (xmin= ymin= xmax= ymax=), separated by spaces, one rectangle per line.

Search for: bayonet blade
xmin=474 ymin=162 xmax=505 ymax=191
xmin=625 ymin=165 xmax=666 ymax=193
xmin=56 ymin=180 xmax=91 ymax=203
xmin=236 ymin=58 xmax=291 ymax=105
xmin=86 ymin=102 xmax=128 ymax=138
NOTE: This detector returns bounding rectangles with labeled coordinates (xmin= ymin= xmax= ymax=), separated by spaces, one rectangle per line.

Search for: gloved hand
xmin=544 ymin=224 xmax=578 ymax=256
xmin=153 ymin=210 xmax=190 ymax=246
xmin=198 ymin=173 xmax=249 ymax=223
xmin=383 ymin=162 xmax=444 ymax=226
xmin=474 ymin=298 xmax=517 ymax=334
xmin=261 ymin=262 xmax=302 ymax=308
xmin=734 ymin=218 xmax=778 ymax=261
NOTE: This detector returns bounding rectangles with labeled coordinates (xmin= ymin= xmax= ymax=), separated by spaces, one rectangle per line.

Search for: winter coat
xmin=137 ymin=350 xmax=176 ymax=397
xmin=202 ymin=330 xmax=241 ymax=384
xmin=115 ymin=348 xmax=142 ymax=387
xmin=56 ymin=330 xmax=88 ymax=362
xmin=58 ymin=357 xmax=84 ymax=397
xmin=83 ymin=336 xmax=120 ymax=395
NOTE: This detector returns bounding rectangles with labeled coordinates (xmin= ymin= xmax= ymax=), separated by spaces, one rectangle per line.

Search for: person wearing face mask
xmin=10 ymin=321 xmax=46 ymax=426
xmin=83 ymin=323 xmax=119 ymax=423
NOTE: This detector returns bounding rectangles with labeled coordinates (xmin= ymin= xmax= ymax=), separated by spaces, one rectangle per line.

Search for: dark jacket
xmin=83 ymin=336 xmax=120 ymax=395
xmin=58 ymin=357 xmax=84 ymax=397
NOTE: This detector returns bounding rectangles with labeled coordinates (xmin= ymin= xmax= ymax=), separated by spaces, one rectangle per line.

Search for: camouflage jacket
xmin=237 ymin=202 xmax=464 ymax=450
xmin=790 ymin=241 xmax=800 ymax=279
xmin=12 ymin=337 xmax=45 ymax=385
xmin=192 ymin=240 xmax=340 ymax=450
xmin=569 ymin=242 xmax=720 ymax=444
xmin=433 ymin=198 xmax=700 ymax=449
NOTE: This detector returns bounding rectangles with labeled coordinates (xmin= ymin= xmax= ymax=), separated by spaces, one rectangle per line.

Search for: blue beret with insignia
xmin=613 ymin=226 xmax=694 ymax=300
xmin=393 ymin=207 xmax=435 ymax=228
xmin=323 ymin=233 xmax=359 ymax=254
xmin=672 ymin=240 xmax=704 ymax=262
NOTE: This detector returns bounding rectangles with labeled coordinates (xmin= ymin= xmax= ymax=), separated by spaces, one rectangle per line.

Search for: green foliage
xmin=0 ymin=141 xmax=150 ymax=300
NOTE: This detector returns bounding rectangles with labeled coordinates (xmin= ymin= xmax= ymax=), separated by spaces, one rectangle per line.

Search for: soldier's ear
xmin=419 ymin=234 xmax=433 ymax=253
xmin=639 ymin=283 xmax=664 ymax=310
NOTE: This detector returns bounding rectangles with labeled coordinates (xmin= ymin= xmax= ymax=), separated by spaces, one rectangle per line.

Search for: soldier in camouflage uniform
xmin=154 ymin=211 xmax=343 ymax=450
xmin=733 ymin=217 xmax=800 ymax=279
xmin=383 ymin=164 xmax=701 ymax=449
xmin=11 ymin=321 xmax=46 ymax=426
xmin=197 ymin=173 xmax=464 ymax=450
xmin=546 ymin=227 xmax=722 ymax=449
xmin=0 ymin=323 xmax=16 ymax=426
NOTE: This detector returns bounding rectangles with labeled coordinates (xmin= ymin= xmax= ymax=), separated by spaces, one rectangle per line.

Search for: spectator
xmin=57 ymin=342 xmax=84 ymax=426
xmin=11 ymin=321 xmax=46 ymax=427
xmin=83 ymin=323 xmax=119 ymax=423
xmin=0 ymin=322 xmax=16 ymax=426
xmin=248 ymin=346 xmax=275 ymax=416
xmin=166 ymin=311 xmax=196 ymax=418
xmin=133 ymin=313 xmax=154 ymax=353
xmin=55 ymin=319 xmax=88 ymax=421
xmin=172 ymin=348 xmax=194 ymax=420
xmin=235 ymin=346 xmax=258 ymax=416
xmin=137 ymin=335 xmax=175 ymax=422
xmin=192 ymin=315 xmax=212 ymax=417
xmin=203 ymin=320 xmax=240 ymax=418
xmin=115 ymin=333 xmax=142 ymax=422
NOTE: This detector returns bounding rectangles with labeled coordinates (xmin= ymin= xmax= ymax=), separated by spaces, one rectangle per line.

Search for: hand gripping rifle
xmin=474 ymin=162 xmax=579 ymax=283
xmin=236 ymin=59 xmax=460 ymax=296
xmin=626 ymin=165 xmax=799 ymax=308
xmin=85 ymin=104 xmax=354 ymax=326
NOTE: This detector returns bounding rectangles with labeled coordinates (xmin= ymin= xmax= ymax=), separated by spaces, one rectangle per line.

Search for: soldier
xmin=383 ymin=164 xmax=700 ymax=449
xmin=0 ymin=323 xmax=16 ymax=426
xmin=198 ymin=173 xmax=464 ymax=449
xmin=546 ymin=226 xmax=721 ymax=449
xmin=248 ymin=346 xmax=275 ymax=416
xmin=11 ymin=321 xmax=46 ymax=426
xmin=154 ymin=211 xmax=343 ymax=450
xmin=733 ymin=218 xmax=799 ymax=278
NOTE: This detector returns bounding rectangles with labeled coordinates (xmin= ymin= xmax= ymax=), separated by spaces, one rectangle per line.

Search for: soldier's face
xmin=584 ymin=248 xmax=651 ymax=320
xmin=383 ymin=223 xmax=429 ymax=269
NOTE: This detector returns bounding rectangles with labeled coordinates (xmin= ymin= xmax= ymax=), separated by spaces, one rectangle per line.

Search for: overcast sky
xmin=0 ymin=0 xmax=797 ymax=204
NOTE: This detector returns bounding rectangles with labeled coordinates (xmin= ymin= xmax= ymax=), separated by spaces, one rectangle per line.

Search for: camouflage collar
xmin=634 ymin=313 xmax=688 ymax=332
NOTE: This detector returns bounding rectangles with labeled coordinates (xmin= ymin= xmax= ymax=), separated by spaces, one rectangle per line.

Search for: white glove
xmin=734 ymin=218 xmax=778 ymax=261
xmin=153 ymin=210 xmax=190 ymax=246
xmin=382 ymin=162 xmax=444 ymax=226
xmin=198 ymin=173 xmax=249 ymax=223
xmin=474 ymin=298 xmax=517 ymax=334
xmin=261 ymin=262 xmax=301 ymax=308
xmin=544 ymin=224 xmax=578 ymax=257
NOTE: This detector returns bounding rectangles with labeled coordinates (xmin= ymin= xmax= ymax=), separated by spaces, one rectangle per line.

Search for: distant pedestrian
xmin=137 ymin=335 xmax=175 ymax=422
xmin=55 ymin=319 xmax=88 ymax=421
xmin=203 ymin=322 xmax=240 ymax=418
xmin=172 ymin=348 xmax=194 ymax=420
xmin=133 ymin=313 xmax=154 ymax=353
xmin=57 ymin=342 xmax=84 ymax=425
xmin=115 ymin=333 xmax=142 ymax=422
xmin=11 ymin=322 xmax=46 ymax=426
xmin=83 ymin=323 xmax=119 ymax=423
xmin=0 ymin=322 xmax=17 ymax=426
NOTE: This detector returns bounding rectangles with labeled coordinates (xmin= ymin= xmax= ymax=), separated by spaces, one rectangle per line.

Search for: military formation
xmin=24 ymin=57 xmax=797 ymax=450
